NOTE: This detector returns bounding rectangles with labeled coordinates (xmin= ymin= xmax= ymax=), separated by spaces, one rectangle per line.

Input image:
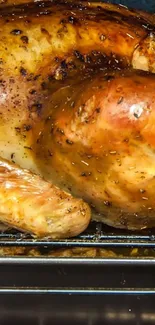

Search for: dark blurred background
xmin=103 ymin=0 xmax=155 ymax=12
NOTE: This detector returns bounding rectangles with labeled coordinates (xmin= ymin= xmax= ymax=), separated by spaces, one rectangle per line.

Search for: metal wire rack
xmin=0 ymin=222 xmax=155 ymax=296
xmin=0 ymin=222 xmax=155 ymax=248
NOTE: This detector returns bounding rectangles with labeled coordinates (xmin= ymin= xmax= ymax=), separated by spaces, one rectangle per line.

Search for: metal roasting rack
xmin=0 ymin=222 xmax=154 ymax=293
xmin=0 ymin=222 xmax=154 ymax=325
xmin=0 ymin=221 xmax=155 ymax=248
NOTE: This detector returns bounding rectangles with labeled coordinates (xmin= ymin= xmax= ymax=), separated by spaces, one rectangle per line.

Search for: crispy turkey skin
xmin=2 ymin=67 xmax=155 ymax=231
xmin=0 ymin=158 xmax=90 ymax=238
xmin=0 ymin=0 xmax=155 ymax=76
xmin=0 ymin=0 xmax=155 ymax=236
xmin=32 ymin=70 xmax=155 ymax=230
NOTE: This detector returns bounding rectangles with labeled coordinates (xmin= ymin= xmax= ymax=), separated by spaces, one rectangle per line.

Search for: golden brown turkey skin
xmin=0 ymin=67 xmax=155 ymax=229
xmin=0 ymin=0 xmax=154 ymax=28
xmin=0 ymin=0 xmax=155 ymax=77
xmin=1 ymin=1 xmax=155 ymax=233
xmin=1 ymin=67 xmax=155 ymax=230
xmin=2 ymin=63 xmax=155 ymax=230
xmin=0 ymin=158 xmax=90 ymax=238
xmin=27 ymin=70 xmax=155 ymax=231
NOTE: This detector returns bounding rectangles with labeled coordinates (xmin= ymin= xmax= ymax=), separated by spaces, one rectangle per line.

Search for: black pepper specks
xmin=15 ymin=127 xmax=21 ymax=132
xmin=60 ymin=19 xmax=67 ymax=24
xmin=29 ymin=89 xmax=36 ymax=95
xmin=21 ymin=35 xmax=28 ymax=44
xmin=36 ymin=103 xmax=42 ymax=110
xmin=9 ymin=78 xmax=15 ymax=84
xmin=96 ymin=108 xmax=100 ymax=113
xmin=23 ymin=124 xmax=32 ymax=131
xmin=68 ymin=16 xmax=78 ymax=24
xmin=134 ymin=112 xmax=139 ymax=119
xmin=104 ymin=75 xmax=114 ymax=81
xmin=41 ymin=82 xmax=47 ymax=90
xmin=140 ymin=189 xmax=146 ymax=194
xmin=60 ymin=70 xmax=67 ymax=79
xmin=57 ymin=128 xmax=64 ymax=135
xmin=66 ymin=139 xmax=73 ymax=145
xmin=55 ymin=57 xmax=60 ymax=63
xmin=26 ymin=74 xmax=34 ymax=82
xmin=24 ymin=146 xmax=32 ymax=150
xmin=30 ymin=103 xmax=42 ymax=114
xmin=81 ymin=172 xmax=87 ymax=177
xmin=68 ymin=61 xmax=76 ymax=70
xmin=0 ymin=79 xmax=6 ymax=85
xmin=74 ymin=50 xmax=84 ymax=62
xmin=48 ymin=75 xmax=53 ymax=81
xmin=84 ymin=55 xmax=92 ymax=64
xmin=41 ymin=27 xmax=48 ymax=34
xmin=10 ymin=29 xmax=23 ymax=35
xmin=61 ymin=60 xmax=67 ymax=69
xmin=20 ymin=67 xmax=27 ymax=76
xmin=80 ymin=172 xmax=92 ymax=177
xmin=33 ymin=74 xmax=40 ymax=81
xmin=104 ymin=200 xmax=112 ymax=207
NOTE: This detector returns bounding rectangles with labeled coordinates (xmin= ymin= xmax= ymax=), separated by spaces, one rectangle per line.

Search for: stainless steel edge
xmin=0 ymin=287 xmax=154 ymax=294
xmin=0 ymin=257 xmax=154 ymax=265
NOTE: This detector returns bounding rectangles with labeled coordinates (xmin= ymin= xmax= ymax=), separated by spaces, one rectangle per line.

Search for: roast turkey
xmin=0 ymin=0 xmax=155 ymax=237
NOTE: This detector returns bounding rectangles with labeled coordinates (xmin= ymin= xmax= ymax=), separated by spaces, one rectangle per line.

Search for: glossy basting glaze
xmin=0 ymin=158 xmax=90 ymax=238
xmin=0 ymin=1 xmax=155 ymax=236
xmin=0 ymin=0 xmax=155 ymax=76
xmin=32 ymin=70 xmax=155 ymax=230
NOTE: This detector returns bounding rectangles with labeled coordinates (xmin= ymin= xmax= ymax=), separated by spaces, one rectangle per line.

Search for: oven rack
xmin=0 ymin=222 xmax=155 ymax=248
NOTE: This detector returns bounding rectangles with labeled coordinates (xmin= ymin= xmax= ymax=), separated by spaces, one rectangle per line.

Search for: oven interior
xmin=0 ymin=1 xmax=155 ymax=324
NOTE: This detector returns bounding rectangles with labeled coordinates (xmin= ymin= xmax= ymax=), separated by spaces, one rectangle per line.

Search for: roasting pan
xmin=1 ymin=0 xmax=155 ymax=324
